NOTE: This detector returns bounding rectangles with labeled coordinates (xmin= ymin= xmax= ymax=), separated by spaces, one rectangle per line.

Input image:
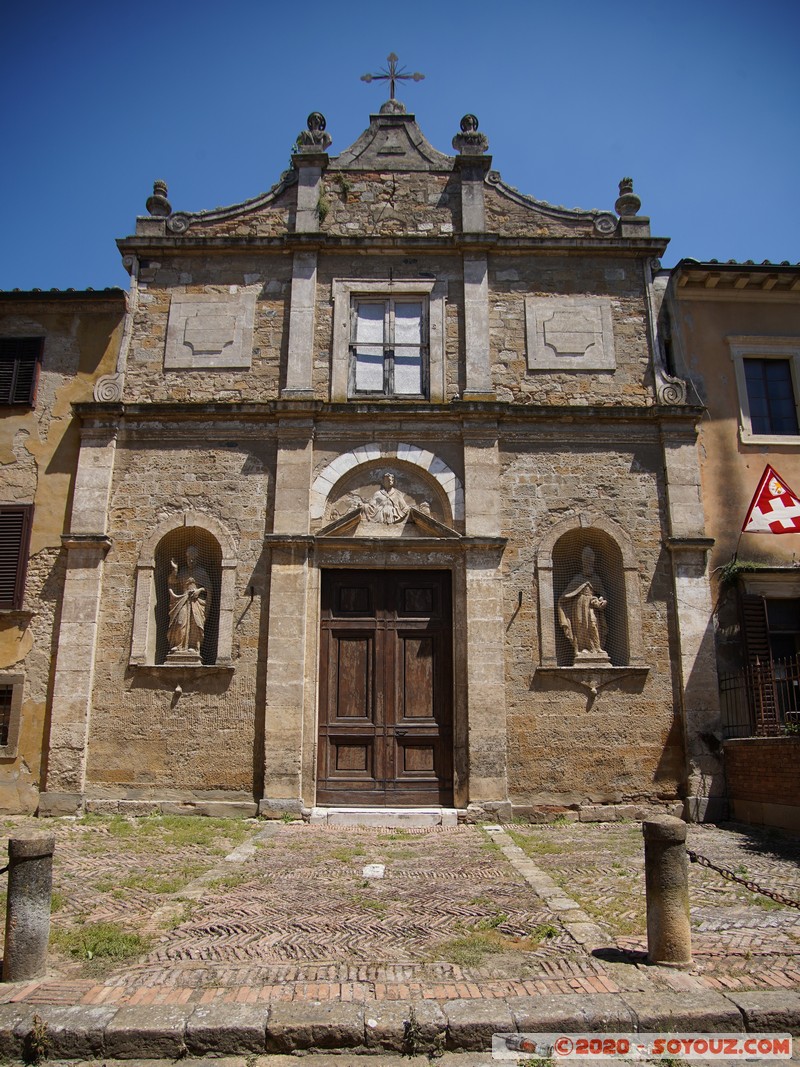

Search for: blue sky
xmin=1 ymin=0 xmax=798 ymax=290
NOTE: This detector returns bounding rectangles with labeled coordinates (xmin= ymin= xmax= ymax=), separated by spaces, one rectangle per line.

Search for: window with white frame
xmin=330 ymin=279 xmax=446 ymax=403
xmin=351 ymin=297 xmax=427 ymax=398
xmin=730 ymin=337 xmax=800 ymax=443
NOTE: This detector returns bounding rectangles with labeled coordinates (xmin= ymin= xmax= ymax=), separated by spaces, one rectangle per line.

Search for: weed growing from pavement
xmin=160 ymin=901 xmax=197 ymax=931
xmin=51 ymin=921 xmax=150 ymax=965
xmin=505 ymin=827 xmax=560 ymax=855
xmin=330 ymin=844 xmax=366 ymax=862
xmin=205 ymin=871 xmax=252 ymax=890
xmin=350 ymin=893 xmax=388 ymax=914
xmin=22 ymin=1014 xmax=49 ymax=1066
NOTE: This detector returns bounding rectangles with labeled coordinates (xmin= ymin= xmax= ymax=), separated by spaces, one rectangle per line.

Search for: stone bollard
xmin=642 ymin=815 xmax=692 ymax=967
xmin=2 ymin=834 xmax=55 ymax=982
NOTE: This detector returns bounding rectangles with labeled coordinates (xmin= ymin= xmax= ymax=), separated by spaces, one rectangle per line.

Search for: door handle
xmin=396 ymin=729 xmax=407 ymax=736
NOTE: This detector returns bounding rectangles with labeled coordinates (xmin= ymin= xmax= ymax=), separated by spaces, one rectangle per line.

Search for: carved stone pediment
xmin=318 ymin=506 xmax=459 ymax=540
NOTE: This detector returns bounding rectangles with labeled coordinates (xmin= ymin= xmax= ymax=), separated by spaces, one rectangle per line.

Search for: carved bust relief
xmin=322 ymin=468 xmax=450 ymax=538
xmin=525 ymin=295 xmax=615 ymax=372
xmin=164 ymin=291 xmax=256 ymax=369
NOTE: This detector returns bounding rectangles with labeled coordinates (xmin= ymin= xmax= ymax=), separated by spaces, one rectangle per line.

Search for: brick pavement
xmin=0 ymin=816 xmax=798 ymax=1010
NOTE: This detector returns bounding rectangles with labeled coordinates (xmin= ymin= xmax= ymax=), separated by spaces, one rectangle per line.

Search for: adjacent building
xmin=0 ymin=289 xmax=126 ymax=812
xmin=665 ymin=260 xmax=800 ymax=828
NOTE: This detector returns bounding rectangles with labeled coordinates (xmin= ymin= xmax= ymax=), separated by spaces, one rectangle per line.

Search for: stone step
xmin=308 ymin=807 xmax=460 ymax=828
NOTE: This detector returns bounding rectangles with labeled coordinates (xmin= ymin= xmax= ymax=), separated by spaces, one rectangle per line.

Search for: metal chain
xmin=687 ymin=849 xmax=800 ymax=909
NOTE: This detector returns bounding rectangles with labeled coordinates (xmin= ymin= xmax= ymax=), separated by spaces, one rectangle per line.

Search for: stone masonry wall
xmin=488 ymin=254 xmax=654 ymax=406
xmin=320 ymin=171 xmax=458 ymax=237
xmin=184 ymin=183 xmax=295 ymax=238
xmin=124 ymin=254 xmax=291 ymax=403
xmin=501 ymin=433 xmax=684 ymax=807
xmin=84 ymin=432 xmax=275 ymax=798
xmin=484 ymin=184 xmax=603 ymax=239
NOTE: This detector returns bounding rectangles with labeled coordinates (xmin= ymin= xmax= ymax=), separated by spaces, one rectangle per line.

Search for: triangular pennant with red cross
xmin=742 ymin=464 xmax=800 ymax=533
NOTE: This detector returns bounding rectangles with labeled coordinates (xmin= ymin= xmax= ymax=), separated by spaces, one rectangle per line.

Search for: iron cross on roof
xmin=361 ymin=53 xmax=425 ymax=101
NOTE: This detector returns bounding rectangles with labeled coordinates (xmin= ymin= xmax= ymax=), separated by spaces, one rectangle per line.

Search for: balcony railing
xmin=719 ymin=655 xmax=800 ymax=739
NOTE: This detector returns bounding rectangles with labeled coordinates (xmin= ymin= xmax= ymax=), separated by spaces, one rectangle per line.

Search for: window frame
xmin=0 ymin=673 xmax=24 ymax=759
xmin=730 ymin=337 xmax=800 ymax=445
xmin=0 ymin=337 xmax=44 ymax=407
xmin=0 ymin=505 xmax=33 ymax=611
xmin=331 ymin=279 xmax=446 ymax=403
xmin=349 ymin=296 xmax=429 ymax=399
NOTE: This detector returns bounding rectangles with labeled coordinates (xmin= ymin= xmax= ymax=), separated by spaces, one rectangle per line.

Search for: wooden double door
xmin=317 ymin=570 xmax=453 ymax=806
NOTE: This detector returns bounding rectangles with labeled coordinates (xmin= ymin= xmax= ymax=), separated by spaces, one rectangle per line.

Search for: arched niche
xmin=130 ymin=511 xmax=237 ymax=667
xmin=536 ymin=514 xmax=644 ymax=667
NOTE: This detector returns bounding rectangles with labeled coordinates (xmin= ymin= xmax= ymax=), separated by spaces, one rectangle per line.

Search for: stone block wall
xmin=501 ymin=432 xmax=684 ymax=808
xmin=124 ymin=254 xmax=291 ymax=403
xmin=83 ymin=431 xmax=275 ymax=801
xmin=488 ymin=254 xmax=653 ymax=406
xmin=723 ymin=737 xmax=800 ymax=831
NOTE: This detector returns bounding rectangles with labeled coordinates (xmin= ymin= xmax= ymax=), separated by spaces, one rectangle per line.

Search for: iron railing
xmin=719 ymin=654 xmax=800 ymax=738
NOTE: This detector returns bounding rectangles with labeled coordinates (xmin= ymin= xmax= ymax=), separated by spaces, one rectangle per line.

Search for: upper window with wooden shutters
xmin=0 ymin=338 xmax=43 ymax=406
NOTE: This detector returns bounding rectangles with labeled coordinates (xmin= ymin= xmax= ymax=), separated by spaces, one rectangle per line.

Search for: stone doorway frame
xmin=259 ymin=535 xmax=506 ymax=817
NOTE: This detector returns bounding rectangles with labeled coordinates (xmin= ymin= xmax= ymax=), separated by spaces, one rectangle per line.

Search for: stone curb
xmin=0 ymin=991 xmax=796 ymax=1059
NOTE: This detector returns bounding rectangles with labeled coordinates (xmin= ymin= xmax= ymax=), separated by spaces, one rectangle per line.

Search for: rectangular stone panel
xmin=526 ymin=295 xmax=615 ymax=371
xmin=164 ymin=291 xmax=256 ymax=369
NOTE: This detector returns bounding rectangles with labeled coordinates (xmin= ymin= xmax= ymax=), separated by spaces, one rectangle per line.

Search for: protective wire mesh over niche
xmin=552 ymin=528 xmax=629 ymax=667
xmin=153 ymin=527 xmax=222 ymax=665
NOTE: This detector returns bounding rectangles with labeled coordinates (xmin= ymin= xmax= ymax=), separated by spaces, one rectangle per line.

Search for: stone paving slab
xmin=0 ymin=991 xmax=797 ymax=1062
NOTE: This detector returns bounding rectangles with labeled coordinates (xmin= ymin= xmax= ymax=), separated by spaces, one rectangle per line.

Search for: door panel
xmin=317 ymin=570 xmax=453 ymax=806
xmin=333 ymin=634 xmax=374 ymax=720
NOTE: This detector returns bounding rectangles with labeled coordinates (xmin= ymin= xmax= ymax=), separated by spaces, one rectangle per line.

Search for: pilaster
xmin=40 ymin=418 xmax=118 ymax=815
xmin=283 ymin=251 xmax=318 ymax=398
xmin=462 ymin=420 xmax=502 ymax=538
xmin=462 ymin=254 xmax=493 ymax=399
xmin=260 ymin=420 xmax=316 ymax=812
xmin=662 ymin=425 xmax=725 ymax=820
xmin=465 ymin=546 xmax=508 ymax=808
xmin=39 ymin=535 xmax=112 ymax=815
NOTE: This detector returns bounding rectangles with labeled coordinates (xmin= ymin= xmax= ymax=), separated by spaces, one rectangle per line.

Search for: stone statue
xmin=167 ymin=545 xmax=211 ymax=661
xmin=362 ymin=472 xmax=409 ymax=525
xmin=558 ymin=546 xmax=609 ymax=662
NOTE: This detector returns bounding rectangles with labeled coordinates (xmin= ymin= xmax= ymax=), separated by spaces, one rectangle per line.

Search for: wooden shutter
xmin=740 ymin=593 xmax=771 ymax=665
xmin=0 ymin=338 xmax=43 ymax=405
xmin=0 ymin=506 xmax=33 ymax=610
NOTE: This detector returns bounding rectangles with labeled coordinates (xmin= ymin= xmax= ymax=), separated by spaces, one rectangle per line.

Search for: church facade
xmin=33 ymin=95 xmax=722 ymax=821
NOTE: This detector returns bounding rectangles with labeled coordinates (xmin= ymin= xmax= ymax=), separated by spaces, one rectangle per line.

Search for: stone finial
xmin=146 ymin=180 xmax=171 ymax=217
xmin=379 ymin=99 xmax=407 ymax=115
xmin=452 ymin=114 xmax=489 ymax=155
xmin=615 ymin=177 xmax=641 ymax=217
xmin=295 ymin=112 xmax=332 ymax=153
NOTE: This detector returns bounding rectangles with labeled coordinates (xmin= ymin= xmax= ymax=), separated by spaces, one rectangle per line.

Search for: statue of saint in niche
xmin=558 ymin=546 xmax=609 ymax=661
xmin=362 ymin=472 xmax=409 ymax=525
xmin=167 ymin=545 xmax=211 ymax=661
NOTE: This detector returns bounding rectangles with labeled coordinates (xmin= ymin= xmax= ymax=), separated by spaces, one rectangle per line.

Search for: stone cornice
xmin=117 ymin=233 xmax=669 ymax=260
